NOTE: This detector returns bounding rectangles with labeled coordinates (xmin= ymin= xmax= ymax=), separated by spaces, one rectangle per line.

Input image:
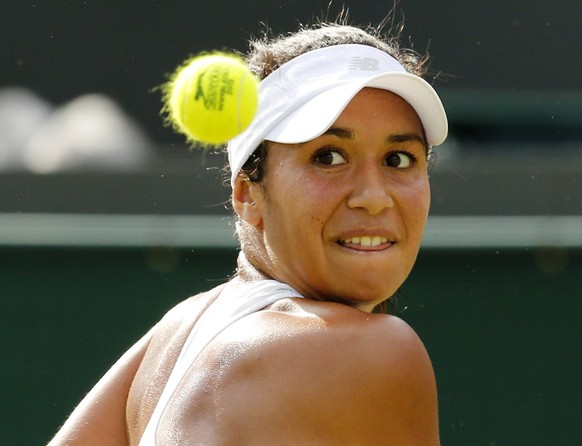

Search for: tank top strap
xmin=139 ymin=279 xmax=302 ymax=445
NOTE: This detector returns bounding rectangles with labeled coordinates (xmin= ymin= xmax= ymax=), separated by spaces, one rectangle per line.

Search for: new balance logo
xmin=349 ymin=57 xmax=380 ymax=71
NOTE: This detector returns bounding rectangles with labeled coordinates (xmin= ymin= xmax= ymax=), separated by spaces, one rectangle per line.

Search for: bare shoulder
xmin=170 ymin=299 xmax=439 ymax=445
xmin=126 ymin=284 xmax=226 ymax=441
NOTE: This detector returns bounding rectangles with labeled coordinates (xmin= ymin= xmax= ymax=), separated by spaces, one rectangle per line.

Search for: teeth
xmin=343 ymin=236 xmax=388 ymax=247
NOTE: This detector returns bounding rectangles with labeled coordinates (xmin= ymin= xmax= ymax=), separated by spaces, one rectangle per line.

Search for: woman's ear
xmin=232 ymin=175 xmax=263 ymax=228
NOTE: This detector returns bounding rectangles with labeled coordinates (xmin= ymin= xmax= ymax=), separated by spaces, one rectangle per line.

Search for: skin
xmin=237 ymin=88 xmax=431 ymax=311
xmin=47 ymin=87 xmax=439 ymax=445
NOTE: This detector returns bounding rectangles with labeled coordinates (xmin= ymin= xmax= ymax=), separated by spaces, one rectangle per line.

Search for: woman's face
xmin=247 ymin=88 xmax=430 ymax=312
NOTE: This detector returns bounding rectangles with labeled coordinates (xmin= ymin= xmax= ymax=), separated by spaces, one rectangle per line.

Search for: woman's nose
xmin=346 ymin=166 xmax=394 ymax=215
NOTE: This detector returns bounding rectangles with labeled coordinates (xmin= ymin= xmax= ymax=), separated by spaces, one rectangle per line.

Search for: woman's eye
xmin=385 ymin=151 xmax=416 ymax=169
xmin=314 ymin=150 xmax=346 ymax=166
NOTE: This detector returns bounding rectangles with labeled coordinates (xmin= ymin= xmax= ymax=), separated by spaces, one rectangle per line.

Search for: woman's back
xmin=127 ymin=286 xmax=439 ymax=445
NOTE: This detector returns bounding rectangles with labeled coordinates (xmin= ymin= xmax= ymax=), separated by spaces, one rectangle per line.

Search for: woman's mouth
xmin=338 ymin=236 xmax=393 ymax=249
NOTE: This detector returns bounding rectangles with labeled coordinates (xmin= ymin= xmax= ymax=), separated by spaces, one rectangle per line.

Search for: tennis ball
xmin=164 ymin=52 xmax=259 ymax=145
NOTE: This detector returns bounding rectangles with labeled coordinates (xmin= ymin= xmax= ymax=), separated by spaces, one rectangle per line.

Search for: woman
xmin=49 ymin=20 xmax=447 ymax=445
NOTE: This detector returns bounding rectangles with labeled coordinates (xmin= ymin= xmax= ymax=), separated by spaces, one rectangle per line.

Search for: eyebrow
xmin=322 ymin=127 xmax=353 ymax=139
xmin=323 ymin=127 xmax=427 ymax=147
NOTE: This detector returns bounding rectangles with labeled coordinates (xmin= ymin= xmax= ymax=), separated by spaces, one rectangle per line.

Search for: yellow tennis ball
xmin=164 ymin=53 xmax=259 ymax=145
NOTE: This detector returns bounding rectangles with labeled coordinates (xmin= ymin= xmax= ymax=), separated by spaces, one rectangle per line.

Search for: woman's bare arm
xmin=167 ymin=301 xmax=439 ymax=445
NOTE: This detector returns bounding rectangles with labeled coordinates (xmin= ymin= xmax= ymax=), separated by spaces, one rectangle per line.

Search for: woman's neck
xmin=235 ymin=251 xmax=271 ymax=284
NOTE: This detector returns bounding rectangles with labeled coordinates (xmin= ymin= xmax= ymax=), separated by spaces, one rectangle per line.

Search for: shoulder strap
xmin=139 ymin=279 xmax=301 ymax=445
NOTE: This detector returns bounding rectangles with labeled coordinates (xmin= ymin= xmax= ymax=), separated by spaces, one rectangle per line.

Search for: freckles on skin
xmin=311 ymin=215 xmax=325 ymax=226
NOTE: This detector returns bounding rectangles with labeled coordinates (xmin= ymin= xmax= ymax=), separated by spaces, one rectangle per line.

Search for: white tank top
xmin=139 ymin=279 xmax=302 ymax=445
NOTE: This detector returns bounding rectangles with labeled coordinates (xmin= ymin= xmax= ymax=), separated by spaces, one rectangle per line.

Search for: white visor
xmin=228 ymin=44 xmax=448 ymax=187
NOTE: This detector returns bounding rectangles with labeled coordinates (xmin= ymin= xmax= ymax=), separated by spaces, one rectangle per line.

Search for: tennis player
xmin=49 ymin=18 xmax=447 ymax=445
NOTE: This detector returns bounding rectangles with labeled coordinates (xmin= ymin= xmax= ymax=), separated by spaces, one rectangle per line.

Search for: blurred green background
xmin=2 ymin=246 xmax=581 ymax=445
xmin=2 ymin=1 xmax=582 ymax=445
